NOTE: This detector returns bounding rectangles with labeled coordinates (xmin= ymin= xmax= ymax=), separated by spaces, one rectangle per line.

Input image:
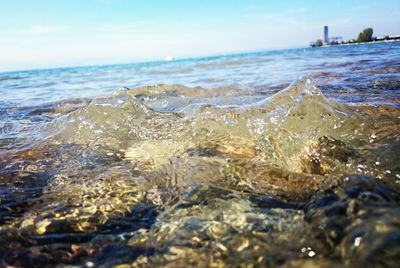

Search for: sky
xmin=0 ymin=0 xmax=399 ymax=72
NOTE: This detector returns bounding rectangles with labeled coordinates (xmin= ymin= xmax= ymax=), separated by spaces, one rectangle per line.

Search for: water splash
xmin=1 ymin=78 xmax=399 ymax=267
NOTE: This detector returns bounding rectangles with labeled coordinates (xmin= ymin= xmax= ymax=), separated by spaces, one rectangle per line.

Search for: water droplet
xmin=354 ymin=236 xmax=362 ymax=247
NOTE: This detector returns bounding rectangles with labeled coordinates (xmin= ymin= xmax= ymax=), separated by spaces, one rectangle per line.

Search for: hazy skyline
xmin=0 ymin=0 xmax=399 ymax=72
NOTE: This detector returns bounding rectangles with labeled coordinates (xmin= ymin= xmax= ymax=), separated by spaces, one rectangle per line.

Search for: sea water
xmin=0 ymin=42 xmax=399 ymax=267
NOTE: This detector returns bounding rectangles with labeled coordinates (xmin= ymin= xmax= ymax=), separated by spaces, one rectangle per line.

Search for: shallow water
xmin=1 ymin=42 xmax=400 ymax=267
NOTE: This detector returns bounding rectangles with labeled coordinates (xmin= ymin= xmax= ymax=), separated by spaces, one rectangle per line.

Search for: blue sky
xmin=0 ymin=0 xmax=399 ymax=72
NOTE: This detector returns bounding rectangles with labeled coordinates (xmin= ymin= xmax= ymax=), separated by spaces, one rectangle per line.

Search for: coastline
xmin=322 ymin=38 xmax=400 ymax=48
xmin=311 ymin=33 xmax=400 ymax=48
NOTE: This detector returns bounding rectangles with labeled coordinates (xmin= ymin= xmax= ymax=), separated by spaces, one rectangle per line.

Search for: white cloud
xmin=287 ymin=7 xmax=308 ymax=14
xmin=94 ymin=0 xmax=122 ymax=4
xmin=27 ymin=25 xmax=69 ymax=34
xmin=100 ymin=22 xmax=150 ymax=33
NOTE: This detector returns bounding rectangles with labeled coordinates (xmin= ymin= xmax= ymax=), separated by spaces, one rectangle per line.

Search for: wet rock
xmin=305 ymin=175 xmax=400 ymax=267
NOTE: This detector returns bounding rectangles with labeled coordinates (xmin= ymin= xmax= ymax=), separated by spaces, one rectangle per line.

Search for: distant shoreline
xmin=311 ymin=36 xmax=400 ymax=48
xmin=333 ymin=38 xmax=399 ymax=47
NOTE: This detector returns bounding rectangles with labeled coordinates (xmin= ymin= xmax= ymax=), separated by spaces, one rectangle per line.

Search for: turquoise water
xmin=1 ymin=42 xmax=400 ymax=107
xmin=1 ymin=42 xmax=399 ymax=153
xmin=0 ymin=42 xmax=400 ymax=267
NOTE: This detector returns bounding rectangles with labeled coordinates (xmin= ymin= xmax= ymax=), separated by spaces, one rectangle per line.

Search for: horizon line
xmin=0 ymin=45 xmax=307 ymax=74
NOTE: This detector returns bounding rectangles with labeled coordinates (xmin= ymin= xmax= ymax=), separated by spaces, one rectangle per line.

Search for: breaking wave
xmin=1 ymin=78 xmax=400 ymax=267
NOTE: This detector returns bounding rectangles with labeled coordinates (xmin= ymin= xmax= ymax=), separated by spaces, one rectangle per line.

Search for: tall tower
xmin=323 ymin=25 xmax=329 ymax=44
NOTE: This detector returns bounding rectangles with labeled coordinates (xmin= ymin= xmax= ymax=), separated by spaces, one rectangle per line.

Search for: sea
xmin=0 ymin=41 xmax=399 ymax=267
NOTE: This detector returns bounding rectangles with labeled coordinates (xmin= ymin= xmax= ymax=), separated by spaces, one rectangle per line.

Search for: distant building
xmin=322 ymin=26 xmax=343 ymax=45
xmin=310 ymin=26 xmax=400 ymax=47
xmin=323 ymin=25 xmax=329 ymax=44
